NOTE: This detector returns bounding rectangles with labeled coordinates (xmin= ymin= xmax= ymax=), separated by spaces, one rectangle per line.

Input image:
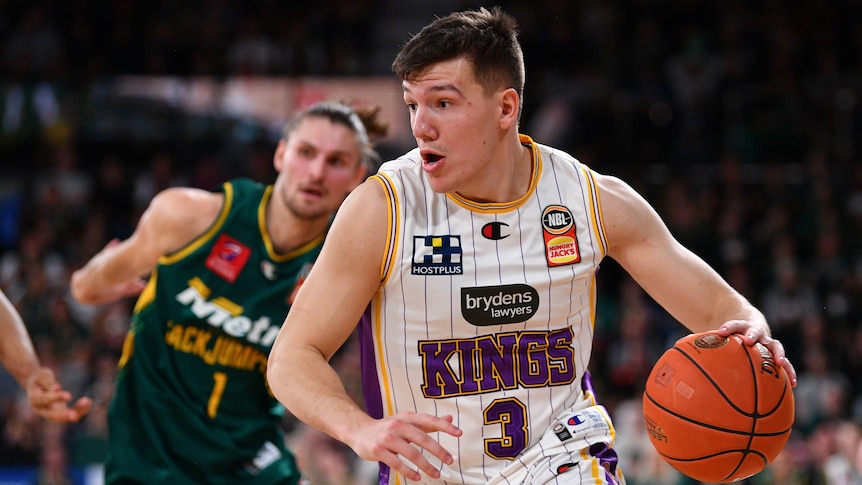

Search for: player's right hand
xmin=26 ymin=367 xmax=92 ymax=423
xmin=347 ymin=412 xmax=462 ymax=481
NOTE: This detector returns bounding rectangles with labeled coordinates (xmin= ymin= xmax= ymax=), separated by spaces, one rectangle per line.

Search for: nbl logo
xmin=541 ymin=205 xmax=581 ymax=267
xmin=412 ymin=235 xmax=463 ymax=275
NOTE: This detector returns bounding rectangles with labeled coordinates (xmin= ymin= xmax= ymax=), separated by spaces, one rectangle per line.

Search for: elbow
xmin=266 ymin=345 xmax=288 ymax=402
xmin=70 ymin=270 xmax=97 ymax=305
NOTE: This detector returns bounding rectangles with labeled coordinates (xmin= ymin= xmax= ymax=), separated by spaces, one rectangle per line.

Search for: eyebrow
xmin=295 ymin=139 xmax=353 ymax=157
xmin=403 ymin=83 xmax=464 ymax=97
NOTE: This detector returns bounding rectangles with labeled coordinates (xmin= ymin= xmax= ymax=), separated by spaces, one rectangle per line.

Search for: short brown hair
xmin=391 ymin=7 xmax=525 ymax=108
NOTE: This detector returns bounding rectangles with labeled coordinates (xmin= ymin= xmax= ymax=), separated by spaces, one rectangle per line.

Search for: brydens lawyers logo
xmin=205 ymin=234 xmax=251 ymax=283
xmin=412 ymin=235 xmax=462 ymax=275
xmin=541 ymin=205 xmax=581 ymax=267
xmin=460 ymin=284 xmax=539 ymax=326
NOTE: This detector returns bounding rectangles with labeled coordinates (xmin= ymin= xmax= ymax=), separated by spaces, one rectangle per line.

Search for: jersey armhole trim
xmin=159 ymin=181 xmax=235 ymax=265
xmin=370 ymin=173 xmax=399 ymax=285
xmin=581 ymin=167 xmax=608 ymax=258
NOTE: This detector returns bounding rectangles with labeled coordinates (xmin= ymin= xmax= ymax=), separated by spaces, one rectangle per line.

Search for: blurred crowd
xmin=2 ymin=0 xmax=862 ymax=484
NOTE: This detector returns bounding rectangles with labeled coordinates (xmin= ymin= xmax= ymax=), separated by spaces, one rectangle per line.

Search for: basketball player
xmin=71 ymin=101 xmax=387 ymax=485
xmin=266 ymin=7 xmax=798 ymax=485
xmin=0 ymin=288 xmax=92 ymax=423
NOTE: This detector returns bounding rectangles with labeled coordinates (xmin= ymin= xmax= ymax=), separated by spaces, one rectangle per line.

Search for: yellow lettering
xmin=192 ymin=330 xmax=212 ymax=356
xmin=163 ymin=325 xmax=269 ymax=374
xmin=180 ymin=326 xmax=197 ymax=353
xmin=204 ymin=337 xmax=223 ymax=365
xmin=165 ymin=323 xmax=184 ymax=349
xmin=218 ymin=339 xmax=240 ymax=366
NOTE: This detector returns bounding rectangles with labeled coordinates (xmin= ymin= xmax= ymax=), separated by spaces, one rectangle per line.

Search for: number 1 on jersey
xmin=208 ymin=371 xmax=227 ymax=418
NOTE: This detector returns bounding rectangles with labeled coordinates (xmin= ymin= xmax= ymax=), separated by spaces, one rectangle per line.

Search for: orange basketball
xmin=642 ymin=331 xmax=795 ymax=483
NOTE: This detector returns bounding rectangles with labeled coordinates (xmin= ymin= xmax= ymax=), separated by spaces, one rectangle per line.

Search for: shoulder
xmin=376 ymin=148 xmax=422 ymax=176
xmin=341 ymin=177 xmax=388 ymax=215
xmin=591 ymin=172 xmax=673 ymax=256
xmin=141 ymin=186 xmax=224 ymax=239
xmin=149 ymin=186 xmax=223 ymax=214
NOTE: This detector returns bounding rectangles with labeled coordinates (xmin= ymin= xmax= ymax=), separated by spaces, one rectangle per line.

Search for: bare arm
xmin=267 ymin=180 xmax=461 ymax=481
xmin=598 ymin=173 xmax=796 ymax=384
xmin=0 ymin=290 xmax=92 ymax=422
xmin=71 ymin=187 xmax=223 ymax=306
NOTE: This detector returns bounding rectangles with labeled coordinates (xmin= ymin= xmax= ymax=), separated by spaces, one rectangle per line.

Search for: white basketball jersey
xmin=361 ymin=135 xmax=610 ymax=484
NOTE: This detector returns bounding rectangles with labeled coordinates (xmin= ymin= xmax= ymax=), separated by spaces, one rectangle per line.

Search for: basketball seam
xmin=671 ymin=346 xmax=762 ymax=418
xmin=642 ymin=391 xmax=788 ymax=437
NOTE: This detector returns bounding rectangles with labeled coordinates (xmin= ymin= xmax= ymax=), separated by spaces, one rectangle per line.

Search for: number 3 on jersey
xmin=208 ymin=371 xmax=228 ymax=418
xmin=484 ymin=398 xmax=528 ymax=459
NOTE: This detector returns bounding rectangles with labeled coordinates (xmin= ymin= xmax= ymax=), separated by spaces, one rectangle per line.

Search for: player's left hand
xmin=26 ymin=367 xmax=93 ymax=423
xmin=718 ymin=320 xmax=797 ymax=387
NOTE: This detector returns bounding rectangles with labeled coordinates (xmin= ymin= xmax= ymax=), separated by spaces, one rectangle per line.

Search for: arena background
xmin=1 ymin=1 xmax=861 ymax=484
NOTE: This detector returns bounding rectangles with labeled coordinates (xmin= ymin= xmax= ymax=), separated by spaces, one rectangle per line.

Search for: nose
xmin=307 ymin=155 xmax=327 ymax=180
xmin=411 ymin=106 xmax=437 ymax=141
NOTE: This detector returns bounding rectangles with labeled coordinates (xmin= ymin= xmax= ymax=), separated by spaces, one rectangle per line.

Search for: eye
xmin=438 ymin=100 xmax=451 ymax=109
xmin=405 ymin=102 xmax=417 ymax=112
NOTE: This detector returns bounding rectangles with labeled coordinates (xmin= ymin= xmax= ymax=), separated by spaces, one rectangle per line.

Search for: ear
xmin=273 ymin=140 xmax=287 ymax=171
xmin=499 ymin=88 xmax=520 ymax=130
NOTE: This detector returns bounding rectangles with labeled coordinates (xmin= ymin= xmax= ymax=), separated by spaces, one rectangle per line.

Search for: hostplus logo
xmin=412 ymin=235 xmax=462 ymax=275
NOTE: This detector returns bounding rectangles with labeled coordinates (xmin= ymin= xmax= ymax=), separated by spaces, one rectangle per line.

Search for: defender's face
xmin=273 ymin=117 xmax=365 ymax=220
xmin=403 ymin=57 xmax=506 ymax=197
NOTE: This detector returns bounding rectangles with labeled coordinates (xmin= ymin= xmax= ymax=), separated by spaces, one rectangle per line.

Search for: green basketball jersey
xmin=105 ymin=178 xmax=318 ymax=485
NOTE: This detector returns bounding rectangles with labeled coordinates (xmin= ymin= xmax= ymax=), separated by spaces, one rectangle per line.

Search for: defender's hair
xmin=282 ymin=101 xmax=389 ymax=172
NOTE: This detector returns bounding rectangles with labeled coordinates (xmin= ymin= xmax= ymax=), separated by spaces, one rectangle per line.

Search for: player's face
xmin=273 ymin=117 xmax=366 ymax=220
xmin=403 ymin=57 xmax=508 ymax=199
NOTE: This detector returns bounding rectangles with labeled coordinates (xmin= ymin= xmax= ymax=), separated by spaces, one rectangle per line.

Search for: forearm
xmin=71 ymin=239 xmax=150 ymax=305
xmin=71 ymin=247 xmax=117 ymax=304
xmin=0 ymin=294 xmax=40 ymax=388
xmin=710 ymin=285 xmax=769 ymax=333
xmin=268 ymin=347 xmax=373 ymax=446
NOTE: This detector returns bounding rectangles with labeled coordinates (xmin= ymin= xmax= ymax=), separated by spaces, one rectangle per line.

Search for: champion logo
xmin=567 ymin=414 xmax=586 ymax=426
xmin=481 ymin=221 xmax=509 ymax=240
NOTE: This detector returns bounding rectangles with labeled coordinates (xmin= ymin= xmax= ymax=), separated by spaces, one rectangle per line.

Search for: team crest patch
xmin=412 ymin=235 xmax=462 ymax=275
xmin=205 ymin=234 xmax=251 ymax=283
xmin=541 ymin=205 xmax=581 ymax=267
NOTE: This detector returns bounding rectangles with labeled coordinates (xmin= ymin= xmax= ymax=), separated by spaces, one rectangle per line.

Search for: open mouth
xmin=423 ymin=153 xmax=442 ymax=164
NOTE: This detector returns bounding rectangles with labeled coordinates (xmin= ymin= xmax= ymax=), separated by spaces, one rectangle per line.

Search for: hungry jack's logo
xmin=205 ymin=234 xmax=251 ymax=283
xmin=541 ymin=205 xmax=580 ymax=267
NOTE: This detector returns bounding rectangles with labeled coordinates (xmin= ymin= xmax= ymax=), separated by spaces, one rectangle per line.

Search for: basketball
xmin=642 ymin=331 xmax=795 ymax=483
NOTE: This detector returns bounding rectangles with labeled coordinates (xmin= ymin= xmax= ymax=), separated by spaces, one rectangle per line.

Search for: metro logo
xmin=175 ymin=278 xmax=279 ymax=347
